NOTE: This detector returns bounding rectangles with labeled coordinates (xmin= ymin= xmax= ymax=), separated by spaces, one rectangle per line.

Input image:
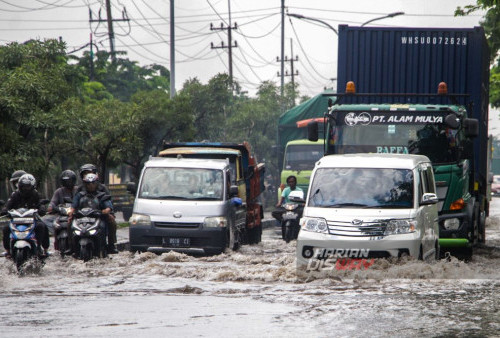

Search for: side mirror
xmin=308 ymin=121 xmax=319 ymax=142
xmin=229 ymin=185 xmax=239 ymax=198
xmin=445 ymin=114 xmax=460 ymax=129
xmin=420 ymin=193 xmax=439 ymax=205
xmin=464 ymin=118 xmax=479 ymax=138
xmin=127 ymin=182 xmax=137 ymax=195
xmin=245 ymin=166 xmax=255 ymax=180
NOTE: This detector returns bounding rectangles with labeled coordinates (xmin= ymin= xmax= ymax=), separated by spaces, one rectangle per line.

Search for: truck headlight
xmin=301 ymin=217 xmax=328 ymax=233
xmin=384 ymin=219 xmax=416 ymax=235
xmin=129 ymin=214 xmax=151 ymax=226
xmin=204 ymin=217 xmax=227 ymax=228
xmin=443 ymin=218 xmax=460 ymax=230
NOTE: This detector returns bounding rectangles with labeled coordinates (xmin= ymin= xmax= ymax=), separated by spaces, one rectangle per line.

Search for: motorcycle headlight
xmin=88 ymin=229 xmax=97 ymax=235
xmin=384 ymin=219 xmax=416 ymax=235
xmin=15 ymin=231 xmax=28 ymax=240
xmin=284 ymin=203 xmax=298 ymax=211
xmin=204 ymin=217 xmax=227 ymax=228
xmin=129 ymin=213 xmax=151 ymax=226
xmin=74 ymin=230 xmax=81 ymax=236
xmin=301 ymin=217 xmax=328 ymax=233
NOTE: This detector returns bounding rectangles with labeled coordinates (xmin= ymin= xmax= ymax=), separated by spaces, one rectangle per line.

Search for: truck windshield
xmin=327 ymin=111 xmax=458 ymax=163
xmin=138 ymin=167 xmax=224 ymax=200
xmin=308 ymin=168 xmax=414 ymax=208
xmin=284 ymin=144 xmax=324 ymax=171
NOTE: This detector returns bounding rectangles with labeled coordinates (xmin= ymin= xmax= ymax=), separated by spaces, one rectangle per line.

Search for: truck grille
xmin=327 ymin=221 xmax=386 ymax=237
xmin=154 ymin=222 xmax=200 ymax=228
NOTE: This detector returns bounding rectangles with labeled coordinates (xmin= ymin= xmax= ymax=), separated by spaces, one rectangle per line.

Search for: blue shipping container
xmin=336 ymin=24 xmax=490 ymax=185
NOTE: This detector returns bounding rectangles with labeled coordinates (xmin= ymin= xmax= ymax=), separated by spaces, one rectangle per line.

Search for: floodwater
xmin=1 ymin=201 xmax=500 ymax=337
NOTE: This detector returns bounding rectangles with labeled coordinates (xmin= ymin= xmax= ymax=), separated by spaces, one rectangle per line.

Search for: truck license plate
xmin=164 ymin=237 xmax=190 ymax=248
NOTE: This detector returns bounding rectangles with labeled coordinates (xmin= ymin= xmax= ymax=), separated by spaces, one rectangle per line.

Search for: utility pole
xmin=89 ymin=33 xmax=95 ymax=80
xmin=170 ymin=0 xmax=175 ymax=98
xmin=210 ymin=1 xmax=238 ymax=84
xmin=280 ymin=0 xmax=285 ymax=111
xmin=276 ymin=39 xmax=299 ymax=105
xmin=89 ymin=0 xmax=129 ymax=64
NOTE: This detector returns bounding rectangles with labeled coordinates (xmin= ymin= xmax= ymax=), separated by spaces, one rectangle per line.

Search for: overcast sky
xmin=0 ymin=0 xmax=486 ymax=98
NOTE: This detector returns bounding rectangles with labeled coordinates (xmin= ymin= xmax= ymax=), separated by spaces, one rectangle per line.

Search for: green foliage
xmin=78 ymin=50 xmax=170 ymax=102
xmin=0 ymin=39 xmax=85 ymax=181
xmin=456 ymin=1 xmax=500 ymax=107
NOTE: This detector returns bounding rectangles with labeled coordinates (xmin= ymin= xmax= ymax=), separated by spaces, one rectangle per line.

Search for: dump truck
xmin=308 ymin=25 xmax=490 ymax=258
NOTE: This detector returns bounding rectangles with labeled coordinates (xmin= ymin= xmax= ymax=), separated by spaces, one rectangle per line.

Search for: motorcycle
xmin=53 ymin=200 xmax=73 ymax=257
xmin=6 ymin=208 xmax=46 ymax=272
xmin=274 ymin=190 xmax=305 ymax=243
xmin=71 ymin=207 xmax=107 ymax=262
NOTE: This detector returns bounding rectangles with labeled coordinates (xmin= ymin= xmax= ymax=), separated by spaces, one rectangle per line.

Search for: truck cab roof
xmin=145 ymin=157 xmax=229 ymax=170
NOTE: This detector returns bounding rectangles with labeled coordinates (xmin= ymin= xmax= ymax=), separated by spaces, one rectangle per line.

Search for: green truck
xmin=307 ymin=25 xmax=491 ymax=258
xmin=277 ymin=92 xmax=331 ymax=197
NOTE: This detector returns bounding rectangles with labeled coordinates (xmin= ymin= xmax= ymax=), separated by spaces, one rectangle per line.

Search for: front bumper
xmin=438 ymin=211 xmax=471 ymax=248
xmin=296 ymin=230 xmax=422 ymax=267
xmin=129 ymin=223 xmax=228 ymax=255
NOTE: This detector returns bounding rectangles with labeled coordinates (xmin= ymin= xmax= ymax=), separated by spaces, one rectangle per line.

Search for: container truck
xmin=308 ymin=25 xmax=490 ymax=258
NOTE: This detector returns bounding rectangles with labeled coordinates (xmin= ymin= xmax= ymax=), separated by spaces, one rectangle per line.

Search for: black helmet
xmin=60 ymin=170 xmax=77 ymax=189
xmin=79 ymin=163 xmax=97 ymax=179
xmin=18 ymin=173 xmax=36 ymax=195
xmin=9 ymin=170 xmax=27 ymax=191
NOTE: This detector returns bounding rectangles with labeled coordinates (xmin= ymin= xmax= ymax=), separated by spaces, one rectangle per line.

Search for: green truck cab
xmin=280 ymin=139 xmax=323 ymax=196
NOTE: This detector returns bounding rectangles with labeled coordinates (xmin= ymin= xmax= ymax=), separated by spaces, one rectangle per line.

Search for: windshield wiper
xmin=148 ymin=195 xmax=188 ymax=200
xmin=322 ymin=203 xmax=368 ymax=208
xmin=364 ymin=204 xmax=411 ymax=209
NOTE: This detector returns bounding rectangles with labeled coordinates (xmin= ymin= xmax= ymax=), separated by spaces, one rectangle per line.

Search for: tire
xmin=418 ymin=245 xmax=423 ymax=261
xmin=15 ymin=249 xmax=27 ymax=271
xmin=58 ymin=237 xmax=67 ymax=257
xmin=80 ymin=245 xmax=91 ymax=262
xmin=122 ymin=208 xmax=133 ymax=222
xmin=435 ymin=241 xmax=440 ymax=261
xmin=285 ymin=221 xmax=292 ymax=243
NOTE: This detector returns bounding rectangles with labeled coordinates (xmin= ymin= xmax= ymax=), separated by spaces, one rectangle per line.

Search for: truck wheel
xmin=478 ymin=209 xmax=486 ymax=244
xmin=435 ymin=241 xmax=440 ymax=260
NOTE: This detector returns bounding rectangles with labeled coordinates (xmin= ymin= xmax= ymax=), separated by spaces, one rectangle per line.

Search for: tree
xmin=0 ymin=39 xmax=85 ymax=188
xmin=118 ymin=89 xmax=195 ymax=181
xmin=456 ymin=1 xmax=500 ymax=107
xmin=78 ymin=50 xmax=170 ymax=102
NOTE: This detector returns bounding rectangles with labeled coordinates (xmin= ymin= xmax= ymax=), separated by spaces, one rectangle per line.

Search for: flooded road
xmin=1 ymin=200 xmax=500 ymax=337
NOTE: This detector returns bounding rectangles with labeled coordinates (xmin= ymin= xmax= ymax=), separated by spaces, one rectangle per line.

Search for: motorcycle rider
xmin=1 ymin=174 xmax=50 ymax=258
xmin=70 ymin=171 xmax=117 ymax=254
xmin=8 ymin=170 xmax=27 ymax=194
xmin=76 ymin=164 xmax=118 ymax=254
xmin=272 ymin=175 xmax=304 ymax=222
xmin=48 ymin=170 xmax=78 ymax=213
xmin=47 ymin=170 xmax=78 ymax=253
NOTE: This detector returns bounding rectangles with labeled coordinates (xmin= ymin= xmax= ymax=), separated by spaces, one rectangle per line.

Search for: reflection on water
xmin=0 ymin=215 xmax=500 ymax=336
